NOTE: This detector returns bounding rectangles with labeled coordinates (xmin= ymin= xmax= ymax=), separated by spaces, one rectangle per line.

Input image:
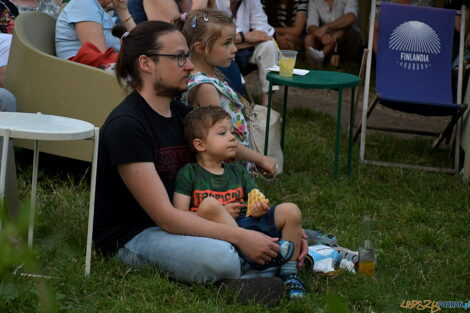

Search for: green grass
xmin=1 ymin=106 xmax=470 ymax=312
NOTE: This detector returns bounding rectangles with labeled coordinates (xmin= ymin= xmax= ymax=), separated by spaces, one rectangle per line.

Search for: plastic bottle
xmin=358 ymin=215 xmax=376 ymax=276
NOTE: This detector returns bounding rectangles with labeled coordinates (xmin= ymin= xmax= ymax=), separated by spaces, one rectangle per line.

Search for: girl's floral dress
xmin=183 ymin=72 xmax=251 ymax=148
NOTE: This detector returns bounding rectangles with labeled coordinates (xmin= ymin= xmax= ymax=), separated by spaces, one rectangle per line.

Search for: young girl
xmin=173 ymin=8 xmax=251 ymax=149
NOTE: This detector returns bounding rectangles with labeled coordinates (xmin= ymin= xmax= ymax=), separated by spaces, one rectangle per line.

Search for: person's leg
xmin=320 ymin=40 xmax=335 ymax=59
xmin=0 ymin=87 xmax=16 ymax=112
xmin=338 ymin=27 xmax=362 ymax=63
xmin=282 ymin=34 xmax=300 ymax=50
xmin=250 ymin=40 xmax=277 ymax=106
xmin=274 ymin=203 xmax=302 ymax=261
xmin=305 ymin=35 xmax=325 ymax=67
xmin=274 ymin=202 xmax=305 ymax=299
xmin=118 ymin=226 xmax=242 ymax=283
xmin=304 ymin=33 xmax=315 ymax=50
xmin=0 ymin=88 xmax=19 ymax=216
xmin=197 ymin=197 xmax=238 ymax=227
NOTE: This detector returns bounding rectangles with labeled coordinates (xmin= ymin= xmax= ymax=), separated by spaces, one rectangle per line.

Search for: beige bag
xmin=248 ymin=105 xmax=284 ymax=174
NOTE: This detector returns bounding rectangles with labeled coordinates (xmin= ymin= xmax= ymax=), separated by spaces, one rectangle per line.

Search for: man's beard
xmin=153 ymin=76 xmax=186 ymax=98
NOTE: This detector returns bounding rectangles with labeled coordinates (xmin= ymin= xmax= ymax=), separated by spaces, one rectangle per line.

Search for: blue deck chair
xmin=358 ymin=1 xmax=467 ymax=174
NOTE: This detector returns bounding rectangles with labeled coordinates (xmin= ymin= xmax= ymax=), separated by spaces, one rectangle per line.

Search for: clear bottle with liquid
xmin=358 ymin=215 xmax=376 ymax=276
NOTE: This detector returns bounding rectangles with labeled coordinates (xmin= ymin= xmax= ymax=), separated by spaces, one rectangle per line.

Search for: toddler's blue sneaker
xmin=251 ymin=240 xmax=294 ymax=270
xmin=280 ymin=273 xmax=306 ymax=299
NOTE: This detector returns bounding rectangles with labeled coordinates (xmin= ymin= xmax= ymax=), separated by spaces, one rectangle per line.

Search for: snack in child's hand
xmin=246 ymin=189 xmax=269 ymax=217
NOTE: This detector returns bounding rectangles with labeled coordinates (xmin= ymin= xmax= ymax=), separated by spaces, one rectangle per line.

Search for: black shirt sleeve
xmin=103 ymin=114 xmax=155 ymax=166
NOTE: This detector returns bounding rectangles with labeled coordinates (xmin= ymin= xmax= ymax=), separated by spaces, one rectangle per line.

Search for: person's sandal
xmin=251 ymin=240 xmax=294 ymax=270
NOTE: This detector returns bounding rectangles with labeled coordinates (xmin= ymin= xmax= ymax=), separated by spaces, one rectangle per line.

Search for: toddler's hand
xmin=225 ymin=202 xmax=241 ymax=218
xmin=249 ymin=200 xmax=269 ymax=218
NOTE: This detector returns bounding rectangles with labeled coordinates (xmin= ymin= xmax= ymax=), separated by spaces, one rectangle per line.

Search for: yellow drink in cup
xmin=279 ymin=50 xmax=298 ymax=77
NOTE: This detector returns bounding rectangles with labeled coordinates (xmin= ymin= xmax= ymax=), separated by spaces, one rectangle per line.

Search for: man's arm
xmin=322 ymin=12 xmax=356 ymax=32
xmin=306 ymin=0 xmax=320 ymax=34
xmin=247 ymin=0 xmax=274 ymax=36
xmin=275 ymin=12 xmax=307 ymax=36
xmin=173 ymin=192 xmax=191 ymax=211
xmin=118 ymin=162 xmax=280 ymax=264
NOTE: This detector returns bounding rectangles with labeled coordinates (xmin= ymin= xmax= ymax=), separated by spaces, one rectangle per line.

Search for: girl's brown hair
xmin=116 ymin=21 xmax=178 ymax=90
xmin=172 ymin=8 xmax=235 ymax=57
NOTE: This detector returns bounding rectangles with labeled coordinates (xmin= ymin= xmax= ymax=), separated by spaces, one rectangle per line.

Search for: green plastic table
xmin=264 ymin=70 xmax=360 ymax=178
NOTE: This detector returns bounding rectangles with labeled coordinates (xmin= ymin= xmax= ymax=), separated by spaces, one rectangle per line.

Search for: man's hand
xmin=313 ymin=25 xmax=328 ymax=39
xmin=248 ymin=200 xmax=269 ymax=218
xmin=321 ymin=33 xmax=335 ymax=46
xmin=245 ymin=30 xmax=272 ymax=43
xmin=297 ymin=230 xmax=308 ymax=269
xmin=275 ymin=34 xmax=294 ymax=50
xmin=225 ymin=202 xmax=242 ymax=218
xmin=235 ymin=229 xmax=280 ymax=265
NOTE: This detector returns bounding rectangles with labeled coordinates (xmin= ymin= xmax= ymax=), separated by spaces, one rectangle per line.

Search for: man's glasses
xmin=146 ymin=52 xmax=190 ymax=67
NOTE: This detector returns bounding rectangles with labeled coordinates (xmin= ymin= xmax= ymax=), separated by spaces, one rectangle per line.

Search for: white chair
xmin=0 ymin=112 xmax=99 ymax=276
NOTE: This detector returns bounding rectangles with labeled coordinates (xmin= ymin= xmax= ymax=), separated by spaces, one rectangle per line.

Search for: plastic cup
xmin=278 ymin=50 xmax=298 ymax=77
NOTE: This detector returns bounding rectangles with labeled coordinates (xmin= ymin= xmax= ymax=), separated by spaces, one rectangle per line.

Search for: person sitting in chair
xmin=304 ymin=0 xmax=362 ymax=67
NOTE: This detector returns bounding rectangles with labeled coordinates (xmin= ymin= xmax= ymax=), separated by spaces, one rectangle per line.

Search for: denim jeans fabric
xmin=127 ymin=0 xmax=148 ymax=24
xmin=236 ymin=206 xmax=280 ymax=239
xmin=118 ymin=226 xmax=277 ymax=283
xmin=118 ymin=227 xmax=242 ymax=283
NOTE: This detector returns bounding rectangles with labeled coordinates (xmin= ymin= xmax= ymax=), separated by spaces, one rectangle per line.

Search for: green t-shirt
xmin=174 ymin=162 xmax=258 ymax=215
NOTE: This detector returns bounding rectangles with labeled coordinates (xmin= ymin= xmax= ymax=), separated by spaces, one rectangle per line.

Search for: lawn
xmin=1 ymin=106 xmax=469 ymax=313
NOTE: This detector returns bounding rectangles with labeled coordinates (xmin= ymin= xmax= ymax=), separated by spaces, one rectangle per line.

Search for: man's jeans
xmin=118 ymin=227 xmax=277 ymax=283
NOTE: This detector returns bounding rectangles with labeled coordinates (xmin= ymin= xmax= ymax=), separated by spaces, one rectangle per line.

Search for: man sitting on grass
xmin=93 ymin=20 xmax=307 ymax=306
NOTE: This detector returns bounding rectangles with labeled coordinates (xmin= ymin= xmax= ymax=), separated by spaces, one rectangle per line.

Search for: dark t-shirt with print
xmin=174 ymin=162 xmax=257 ymax=215
xmin=93 ymin=90 xmax=192 ymax=256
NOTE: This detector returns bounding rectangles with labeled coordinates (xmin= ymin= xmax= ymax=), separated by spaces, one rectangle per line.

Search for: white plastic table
xmin=0 ymin=112 xmax=99 ymax=276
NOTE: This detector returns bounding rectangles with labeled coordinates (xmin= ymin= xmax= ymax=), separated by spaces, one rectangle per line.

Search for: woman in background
xmin=55 ymin=0 xmax=135 ymax=60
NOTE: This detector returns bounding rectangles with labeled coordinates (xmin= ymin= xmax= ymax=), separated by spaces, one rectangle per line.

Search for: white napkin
xmin=267 ymin=65 xmax=309 ymax=76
